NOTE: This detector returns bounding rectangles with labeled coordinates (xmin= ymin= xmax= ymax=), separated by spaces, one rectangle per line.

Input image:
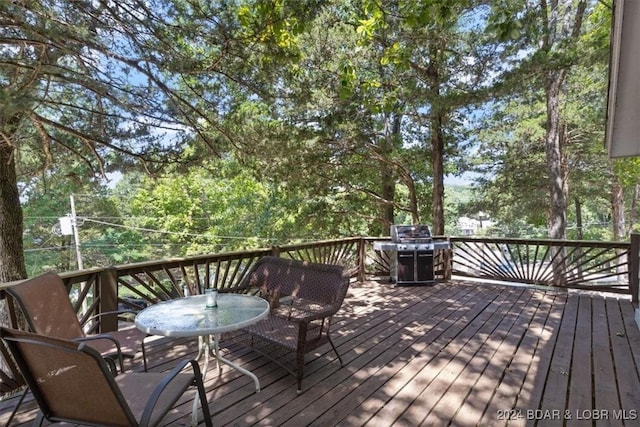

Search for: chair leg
xmin=5 ymin=387 xmax=28 ymax=427
xmin=33 ymin=410 xmax=45 ymax=427
xmin=105 ymin=357 xmax=118 ymax=375
xmin=295 ymin=348 xmax=305 ymax=394
xmin=327 ymin=333 xmax=344 ymax=367
xmin=193 ymin=369 xmax=212 ymax=427
xmin=141 ymin=339 xmax=148 ymax=372
xmin=116 ymin=351 xmax=125 ymax=372
xmin=295 ymin=325 xmax=308 ymax=394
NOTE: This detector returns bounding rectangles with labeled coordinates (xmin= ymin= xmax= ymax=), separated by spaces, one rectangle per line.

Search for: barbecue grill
xmin=374 ymin=224 xmax=450 ymax=285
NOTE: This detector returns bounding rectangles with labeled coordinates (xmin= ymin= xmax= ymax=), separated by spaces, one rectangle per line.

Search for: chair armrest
xmin=73 ymin=334 xmax=122 ymax=352
xmin=87 ymin=309 xmax=138 ymax=323
xmin=140 ymin=359 xmax=202 ymax=426
xmin=73 ymin=334 xmax=124 ymax=371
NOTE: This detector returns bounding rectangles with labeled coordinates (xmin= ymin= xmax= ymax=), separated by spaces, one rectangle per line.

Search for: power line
xmin=24 ymin=243 xmax=199 ymax=252
xmin=81 ymin=218 xmax=277 ymax=241
xmin=24 ymin=216 xmax=228 ymax=220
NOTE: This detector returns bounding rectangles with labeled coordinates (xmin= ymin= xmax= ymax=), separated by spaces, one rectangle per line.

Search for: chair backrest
xmin=6 ymin=272 xmax=85 ymax=340
xmin=242 ymin=256 xmax=350 ymax=310
xmin=0 ymin=327 xmax=137 ymax=427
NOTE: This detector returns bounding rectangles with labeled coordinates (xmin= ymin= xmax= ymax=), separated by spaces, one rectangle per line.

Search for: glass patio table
xmin=135 ymin=293 xmax=269 ymax=425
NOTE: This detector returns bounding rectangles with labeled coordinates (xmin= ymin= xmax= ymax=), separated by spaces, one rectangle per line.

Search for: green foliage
xmin=20 ymin=161 xmax=122 ymax=275
xmin=111 ymin=155 xmax=359 ymax=257
xmin=9 ymin=0 xmax=636 ymax=277
xmin=486 ymin=1 xmax=523 ymax=41
xmin=463 ymin=0 xmax=634 ymax=241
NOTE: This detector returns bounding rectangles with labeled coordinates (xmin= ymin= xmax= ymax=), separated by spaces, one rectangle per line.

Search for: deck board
xmin=312 ymin=285 xmax=479 ymax=427
xmin=447 ymin=286 xmax=537 ymax=426
xmin=475 ymin=288 xmax=560 ymax=427
xmin=293 ymin=284 xmax=476 ymax=426
xmin=566 ymin=294 xmax=593 ymax=427
xmin=591 ymin=296 xmax=622 ymax=426
xmin=337 ymin=282 xmax=486 ymax=427
xmin=605 ymin=298 xmax=640 ymax=420
xmin=538 ymin=290 xmax=577 ymax=427
xmin=1 ymin=279 xmax=639 ymax=427
xmin=398 ymin=286 xmax=522 ymax=426
xmin=358 ymin=283 xmax=500 ymax=426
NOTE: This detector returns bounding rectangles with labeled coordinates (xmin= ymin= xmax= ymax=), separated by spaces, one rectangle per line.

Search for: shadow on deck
xmin=1 ymin=279 xmax=639 ymax=426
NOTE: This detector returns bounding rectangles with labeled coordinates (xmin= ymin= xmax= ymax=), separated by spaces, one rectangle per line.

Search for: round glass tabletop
xmin=135 ymin=293 xmax=269 ymax=337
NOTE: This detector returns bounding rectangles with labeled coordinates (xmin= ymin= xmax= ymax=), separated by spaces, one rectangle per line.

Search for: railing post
xmin=630 ymin=233 xmax=639 ymax=306
xmin=444 ymin=239 xmax=453 ymax=280
xmin=271 ymin=245 xmax=281 ymax=257
xmin=358 ymin=238 xmax=366 ymax=282
xmin=98 ymin=267 xmax=119 ymax=333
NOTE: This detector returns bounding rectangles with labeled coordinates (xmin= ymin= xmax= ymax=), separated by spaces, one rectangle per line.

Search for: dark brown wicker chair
xmin=237 ymin=256 xmax=351 ymax=393
xmin=5 ymin=272 xmax=148 ymax=372
xmin=0 ymin=327 xmax=212 ymax=427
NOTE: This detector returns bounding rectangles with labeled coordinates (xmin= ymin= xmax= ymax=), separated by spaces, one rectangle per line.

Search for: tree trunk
xmin=544 ymin=75 xmax=568 ymax=286
xmin=0 ymin=139 xmax=27 ymax=382
xmin=540 ymin=0 xmax=587 ymax=286
xmin=428 ymin=43 xmax=446 ymax=236
xmin=431 ymin=112 xmax=445 ymax=235
xmin=612 ymin=180 xmax=625 ymax=241
xmin=628 ymin=183 xmax=639 ymax=235
xmin=0 ymin=142 xmax=26 ymax=283
xmin=380 ymin=115 xmax=396 ymax=235
xmin=380 ymin=174 xmax=394 ymax=234
xmin=544 ymin=75 xmax=567 ymax=241
xmin=575 ymin=197 xmax=583 ymax=240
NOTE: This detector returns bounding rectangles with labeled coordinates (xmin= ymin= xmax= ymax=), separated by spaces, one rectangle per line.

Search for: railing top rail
xmin=361 ymin=235 xmax=450 ymax=242
xmin=278 ymin=237 xmax=362 ymax=250
xmin=111 ymin=248 xmax=273 ymax=274
xmin=0 ymin=236 xmax=632 ymax=289
xmin=449 ymin=236 xmax=630 ymax=249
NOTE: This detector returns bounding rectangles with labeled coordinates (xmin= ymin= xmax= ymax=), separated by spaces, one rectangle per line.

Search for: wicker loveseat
xmin=234 ymin=256 xmax=350 ymax=393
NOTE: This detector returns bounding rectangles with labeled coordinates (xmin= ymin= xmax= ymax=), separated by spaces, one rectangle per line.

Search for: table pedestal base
xmin=191 ymin=334 xmax=261 ymax=425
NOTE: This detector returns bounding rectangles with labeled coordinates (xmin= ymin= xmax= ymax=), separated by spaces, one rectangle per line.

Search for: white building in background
xmin=457 ymin=215 xmax=495 ymax=236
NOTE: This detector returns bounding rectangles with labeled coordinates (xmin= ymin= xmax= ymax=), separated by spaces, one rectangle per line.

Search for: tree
xmin=340 ymin=1 xmax=514 ymax=234
xmin=473 ymin=1 xmax=621 ymax=247
xmin=539 ymin=0 xmax=589 ymax=240
xmin=488 ymin=0 xmax=591 ymax=240
xmin=20 ymin=160 xmax=122 ymax=275
xmin=1 ymin=1 xmax=181 ymax=280
xmin=1 ymin=0 xmax=322 ymax=280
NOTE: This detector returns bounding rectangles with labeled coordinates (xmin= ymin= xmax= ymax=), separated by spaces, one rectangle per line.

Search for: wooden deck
xmin=2 ymin=279 xmax=640 ymax=426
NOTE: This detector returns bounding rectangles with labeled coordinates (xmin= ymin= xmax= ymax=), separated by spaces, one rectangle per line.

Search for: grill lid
xmin=390 ymin=224 xmax=432 ymax=242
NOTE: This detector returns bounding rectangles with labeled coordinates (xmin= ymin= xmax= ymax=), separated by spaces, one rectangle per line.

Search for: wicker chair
xmin=237 ymin=256 xmax=350 ymax=393
xmin=0 ymin=327 xmax=212 ymax=427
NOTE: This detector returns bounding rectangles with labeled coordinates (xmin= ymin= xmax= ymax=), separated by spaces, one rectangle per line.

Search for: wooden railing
xmin=630 ymin=233 xmax=639 ymax=305
xmin=0 ymin=239 xmax=366 ymax=396
xmin=449 ymin=236 xmax=631 ymax=294
xmin=364 ymin=236 xmax=632 ymax=295
xmin=0 ymin=236 xmax=634 ymax=334
xmin=0 ymin=240 xmax=363 ymax=331
xmin=0 ymin=236 xmax=635 ymax=393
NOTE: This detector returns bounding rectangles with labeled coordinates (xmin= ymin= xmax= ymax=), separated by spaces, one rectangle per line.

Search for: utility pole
xmin=69 ymin=194 xmax=90 ymax=330
xmin=70 ymin=194 xmax=84 ymax=271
